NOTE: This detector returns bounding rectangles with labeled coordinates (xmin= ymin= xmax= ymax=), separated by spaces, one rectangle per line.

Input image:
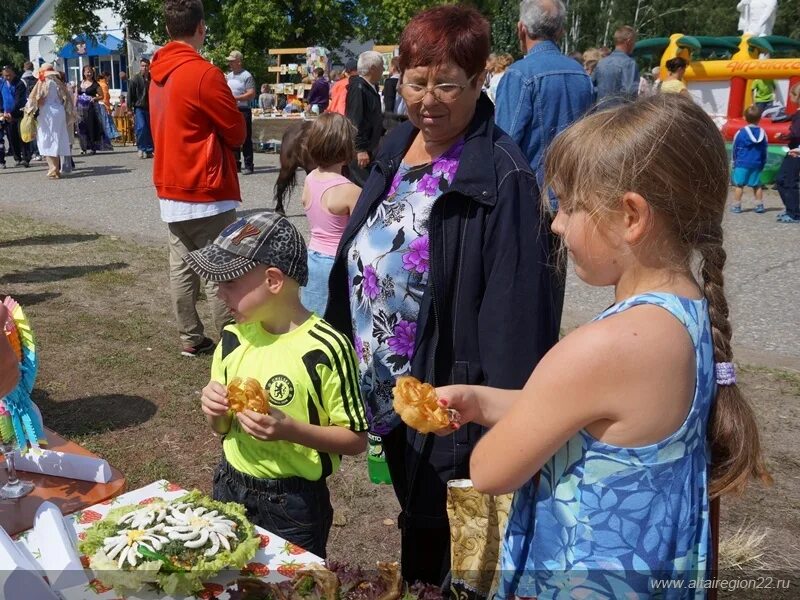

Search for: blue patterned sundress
xmin=497 ymin=293 xmax=715 ymax=599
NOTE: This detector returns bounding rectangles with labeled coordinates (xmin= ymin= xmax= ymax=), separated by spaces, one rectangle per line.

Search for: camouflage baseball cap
xmin=185 ymin=212 xmax=308 ymax=285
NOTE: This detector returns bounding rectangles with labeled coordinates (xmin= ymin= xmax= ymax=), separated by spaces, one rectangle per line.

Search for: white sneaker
xmin=138 ymin=150 xmax=146 ymax=159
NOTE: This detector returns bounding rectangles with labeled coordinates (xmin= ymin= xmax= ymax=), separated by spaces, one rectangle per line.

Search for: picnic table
xmin=0 ymin=428 xmax=125 ymax=536
xmin=13 ymin=479 xmax=323 ymax=599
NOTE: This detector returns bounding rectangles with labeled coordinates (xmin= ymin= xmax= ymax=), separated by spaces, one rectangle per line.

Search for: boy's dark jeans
xmin=212 ymin=457 xmax=333 ymax=558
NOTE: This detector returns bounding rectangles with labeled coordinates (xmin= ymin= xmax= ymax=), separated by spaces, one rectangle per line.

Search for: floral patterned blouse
xmin=347 ymin=140 xmax=464 ymax=434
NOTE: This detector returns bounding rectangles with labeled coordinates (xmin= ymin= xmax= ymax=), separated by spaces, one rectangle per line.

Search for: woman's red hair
xmin=399 ymin=5 xmax=491 ymax=78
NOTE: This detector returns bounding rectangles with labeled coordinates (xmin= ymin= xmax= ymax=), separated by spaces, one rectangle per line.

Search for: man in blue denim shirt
xmin=593 ymin=25 xmax=640 ymax=104
xmin=494 ymin=0 xmax=593 ymax=190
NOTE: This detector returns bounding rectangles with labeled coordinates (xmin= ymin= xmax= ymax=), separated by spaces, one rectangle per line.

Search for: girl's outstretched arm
xmin=467 ymin=302 xmax=696 ymax=496
xmin=469 ymin=323 xmax=618 ymax=495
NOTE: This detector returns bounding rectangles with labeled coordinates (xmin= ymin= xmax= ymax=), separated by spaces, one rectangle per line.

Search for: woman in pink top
xmin=301 ymin=113 xmax=362 ymax=315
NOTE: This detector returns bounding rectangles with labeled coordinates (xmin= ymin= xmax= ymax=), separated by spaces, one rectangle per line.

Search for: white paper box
xmin=0 ymin=526 xmax=59 ymax=600
xmin=15 ymin=448 xmax=112 ymax=483
xmin=34 ymin=502 xmax=89 ymax=592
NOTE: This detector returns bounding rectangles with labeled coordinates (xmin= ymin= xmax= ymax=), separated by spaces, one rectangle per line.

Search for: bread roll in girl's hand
xmin=227 ymin=377 xmax=270 ymax=414
xmin=392 ymin=376 xmax=451 ymax=434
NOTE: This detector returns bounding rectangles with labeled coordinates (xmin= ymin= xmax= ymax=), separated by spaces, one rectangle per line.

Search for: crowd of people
xmin=137 ymin=0 xmax=778 ymax=597
xmin=2 ymin=0 xmax=792 ymax=595
xmin=479 ymin=17 xmax=800 ymax=224
xmin=0 ymin=60 xmax=123 ymax=178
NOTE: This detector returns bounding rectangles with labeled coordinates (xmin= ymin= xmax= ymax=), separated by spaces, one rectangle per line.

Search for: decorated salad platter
xmin=78 ymin=490 xmax=260 ymax=596
xmin=14 ymin=480 xmax=323 ymax=599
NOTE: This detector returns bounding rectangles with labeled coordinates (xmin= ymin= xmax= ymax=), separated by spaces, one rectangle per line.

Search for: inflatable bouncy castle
xmin=635 ymin=34 xmax=800 ymax=143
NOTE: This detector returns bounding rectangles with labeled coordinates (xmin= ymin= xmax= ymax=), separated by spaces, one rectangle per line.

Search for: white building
xmin=16 ymin=0 xmax=152 ymax=94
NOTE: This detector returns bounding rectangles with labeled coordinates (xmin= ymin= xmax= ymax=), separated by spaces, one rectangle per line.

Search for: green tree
xmin=1 ymin=0 xmax=39 ymax=69
xmin=52 ymin=0 xmax=360 ymax=85
xmin=202 ymin=0 xmax=360 ymax=86
xmin=490 ymin=0 xmax=521 ymax=57
xmin=356 ymin=0 xmax=451 ymax=44
xmin=48 ymin=0 xmax=800 ymax=80
xmin=774 ymin=0 xmax=800 ymax=39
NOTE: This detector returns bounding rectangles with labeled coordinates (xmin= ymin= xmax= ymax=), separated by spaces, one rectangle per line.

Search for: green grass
xmin=84 ymin=269 xmax=138 ymax=287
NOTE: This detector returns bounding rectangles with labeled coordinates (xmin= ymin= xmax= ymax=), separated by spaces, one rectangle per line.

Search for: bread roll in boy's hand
xmin=392 ymin=376 xmax=452 ymax=434
xmin=227 ymin=377 xmax=270 ymax=414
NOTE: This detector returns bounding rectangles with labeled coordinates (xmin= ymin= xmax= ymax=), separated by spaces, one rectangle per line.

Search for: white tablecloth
xmin=14 ymin=479 xmax=323 ymax=599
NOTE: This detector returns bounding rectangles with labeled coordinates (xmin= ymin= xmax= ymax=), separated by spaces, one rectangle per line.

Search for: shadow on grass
xmin=4 ymin=292 xmax=60 ymax=306
xmin=33 ymin=388 xmax=158 ymax=436
xmin=0 ymin=262 xmax=128 ymax=285
xmin=0 ymin=233 xmax=100 ymax=248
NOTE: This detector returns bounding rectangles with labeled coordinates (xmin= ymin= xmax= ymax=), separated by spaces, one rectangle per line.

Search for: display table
xmin=13 ymin=479 xmax=323 ymax=599
xmin=251 ymin=114 xmax=311 ymax=147
xmin=0 ymin=429 xmax=125 ymax=536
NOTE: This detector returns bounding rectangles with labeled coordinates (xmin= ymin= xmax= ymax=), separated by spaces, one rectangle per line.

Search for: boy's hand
xmin=237 ymin=408 xmax=294 ymax=442
xmin=201 ymin=381 xmax=229 ymax=418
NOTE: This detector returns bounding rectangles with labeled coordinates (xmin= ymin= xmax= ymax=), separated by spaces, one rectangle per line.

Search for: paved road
xmin=1 ymin=146 xmax=798 ymax=367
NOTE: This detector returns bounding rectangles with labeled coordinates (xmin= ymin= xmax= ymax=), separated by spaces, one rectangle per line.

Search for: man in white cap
xmin=226 ymin=50 xmax=256 ymax=175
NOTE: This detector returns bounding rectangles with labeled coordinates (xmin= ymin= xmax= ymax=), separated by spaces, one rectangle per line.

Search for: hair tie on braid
xmin=715 ymin=362 xmax=736 ymax=386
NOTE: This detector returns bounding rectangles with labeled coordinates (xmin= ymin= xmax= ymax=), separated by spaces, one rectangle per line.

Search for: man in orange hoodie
xmin=327 ymin=59 xmax=358 ymax=115
xmin=150 ymin=0 xmax=246 ymax=357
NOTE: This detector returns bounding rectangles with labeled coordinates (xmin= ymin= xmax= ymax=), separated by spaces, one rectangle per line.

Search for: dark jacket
xmin=128 ymin=72 xmax=150 ymax=109
xmin=21 ymin=71 xmax=37 ymax=95
xmin=307 ymin=77 xmax=330 ymax=112
xmin=787 ymin=111 xmax=800 ymax=149
xmin=345 ymin=75 xmax=383 ymax=155
xmin=383 ymin=75 xmax=399 ymax=113
xmin=325 ymin=94 xmax=560 ymax=529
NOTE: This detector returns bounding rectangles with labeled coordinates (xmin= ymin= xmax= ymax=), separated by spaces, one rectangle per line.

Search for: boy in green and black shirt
xmin=190 ymin=212 xmax=367 ymax=558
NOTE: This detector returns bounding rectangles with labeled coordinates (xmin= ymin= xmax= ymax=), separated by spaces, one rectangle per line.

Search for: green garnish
xmin=137 ymin=545 xmax=187 ymax=573
xmin=296 ymin=575 xmax=316 ymax=596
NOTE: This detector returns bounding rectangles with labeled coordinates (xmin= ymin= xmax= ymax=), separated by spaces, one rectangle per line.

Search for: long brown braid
xmin=698 ymin=224 xmax=771 ymax=496
xmin=544 ymin=93 xmax=771 ymax=497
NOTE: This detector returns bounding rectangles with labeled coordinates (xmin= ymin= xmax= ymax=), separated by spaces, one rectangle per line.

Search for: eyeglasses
xmin=398 ymin=74 xmax=476 ymax=104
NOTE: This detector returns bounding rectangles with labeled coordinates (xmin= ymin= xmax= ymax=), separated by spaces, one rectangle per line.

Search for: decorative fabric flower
xmin=353 ymin=335 xmax=365 ymax=363
xmin=433 ymin=158 xmax=459 ymax=183
xmin=362 ymin=265 xmax=381 ymax=300
xmin=387 ymin=172 xmax=403 ymax=198
xmin=402 ymin=236 xmax=429 ymax=274
xmin=388 ymin=320 xmax=417 ymax=359
xmin=416 ymin=173 xmax=441 ymax=197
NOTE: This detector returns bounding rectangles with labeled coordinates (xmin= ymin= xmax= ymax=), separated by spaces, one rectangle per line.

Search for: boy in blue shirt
xmin=731 ymin=105 xmax=768 ymax=214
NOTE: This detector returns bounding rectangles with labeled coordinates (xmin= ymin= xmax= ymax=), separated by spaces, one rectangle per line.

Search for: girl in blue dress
xmin=437 ymin=94 xmax=771 ymax=598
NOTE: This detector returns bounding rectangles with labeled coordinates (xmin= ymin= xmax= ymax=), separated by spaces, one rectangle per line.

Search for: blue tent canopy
xmin=58 ymin=34 xmax=123 ymax=59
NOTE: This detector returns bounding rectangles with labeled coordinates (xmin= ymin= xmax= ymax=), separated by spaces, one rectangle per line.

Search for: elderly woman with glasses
xmin=325 ymin=4 xmax=560 ymax=585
